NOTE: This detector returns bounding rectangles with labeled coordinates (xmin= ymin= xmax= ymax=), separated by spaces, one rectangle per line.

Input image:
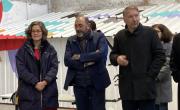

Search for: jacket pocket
xmin=18 ymin=85 xmax=35 ymax=101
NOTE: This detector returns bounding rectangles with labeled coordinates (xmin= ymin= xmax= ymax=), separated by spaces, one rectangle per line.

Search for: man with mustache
xmin=64 ymin=15 xmax=111 ymax=110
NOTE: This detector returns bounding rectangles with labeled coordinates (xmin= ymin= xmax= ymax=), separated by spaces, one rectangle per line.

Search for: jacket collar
xmin=125 ymin=23 xmax=143 ymax=36
xmin=72 ymin=31 xmax=93 ymax=42
xmin=24 ymin=39 xmax=50 ymax=55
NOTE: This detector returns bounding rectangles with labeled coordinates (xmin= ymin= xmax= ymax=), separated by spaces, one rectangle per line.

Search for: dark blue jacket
xmin=64 ymin=31 xmax=111 ymax=91
xmin=16 ymin=40 xmax=59 ymax=110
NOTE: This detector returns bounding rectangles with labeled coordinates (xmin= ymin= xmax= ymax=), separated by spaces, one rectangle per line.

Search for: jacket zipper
xmin=40 ymin=74 xmax=43 ymax=109
xmin=39 ymin=49 xmax=43 ymax=109
xmin=26 ymin=44 xmax=43 ymax=109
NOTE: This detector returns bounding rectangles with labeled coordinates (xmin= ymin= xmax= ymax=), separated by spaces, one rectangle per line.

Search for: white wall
xmin=51 ymin=0 xmax=144 ymax=12
xmin=1 ymin=1 xmax=48 ymax=25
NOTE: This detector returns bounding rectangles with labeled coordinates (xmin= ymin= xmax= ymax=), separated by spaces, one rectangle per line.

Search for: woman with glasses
xmin=16 ymin=21 xmax=59 ymax=110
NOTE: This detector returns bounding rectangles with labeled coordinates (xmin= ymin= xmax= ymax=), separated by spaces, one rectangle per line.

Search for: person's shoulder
xmin=116 ymin=29 xmax=125 ymax=34
xmin=67 ymin=35 xmax=76 ymax=42
xmin=114 ymin=29 xmax=126 ymax=39
xmin=43 ymin=40 xmax=56 ymax=53
xmin=172 ymin=33 xmax=180 ymax=44
xmin=16 ymin=40 xmax=29 ymax=56
xmin=174 ymin=33 xmax=180 ymax=39
xmin=19 ymin=40 xmax=29 ymax=50
xmin=141 ymin=25 xmax=157 ymax=38
xmin=96 ymin=31 xmax=105 ymax=37
xmin=91 ymin=31 xmax=103 ymax=38
xmin=47 ymin=44 xmax=57 ymax=55
xmin=142 ymin=25 xmax=154 ymax=31
xmin=17 ymin=46 xmax=24 ymax=55
xmin=48 ymin=43 xmax=55 ymax=50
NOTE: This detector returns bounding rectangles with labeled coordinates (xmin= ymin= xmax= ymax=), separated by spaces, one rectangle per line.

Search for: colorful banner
xmin=0 ymin=0 xmax=13 ymax=22
xmin=2 ymin=0 xmax=13 ymax=12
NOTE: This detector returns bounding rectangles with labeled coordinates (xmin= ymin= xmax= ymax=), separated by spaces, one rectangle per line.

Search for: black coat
xmin=16 ymin=40 xmax=59 ymax=110
xmin=170 ymin=33 xmax=180 ymax=82
xmin=170 ymin=34 xmax=180 ymax=110
xmin=110 ymin=24 xmax=165 ymax=100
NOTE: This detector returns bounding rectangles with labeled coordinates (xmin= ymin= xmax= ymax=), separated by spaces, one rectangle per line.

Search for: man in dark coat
xmin=109 ymin=6 xmax=165 ymax=110
xmin=16 ymin=21 xmax=59 ymax=110
xmin=170 ymin=33 xmax=180 ymax=110
xmin=64 ymin=15 xmax=111 ymax=110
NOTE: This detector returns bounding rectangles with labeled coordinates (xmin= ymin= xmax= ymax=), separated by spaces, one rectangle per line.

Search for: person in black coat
xmin=16 ymin=21 xmax=59 ymax=110
xmin=170 ymin=33 xmax=180 ymax=110
xmin=110 ymin=6 xmax=165 ymax=110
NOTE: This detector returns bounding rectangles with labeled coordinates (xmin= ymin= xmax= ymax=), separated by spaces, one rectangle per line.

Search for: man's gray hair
xmin=123 ymin=5 xmax=139 ymax=16
xmin=75 ymin=15 xmax=90 ymax=24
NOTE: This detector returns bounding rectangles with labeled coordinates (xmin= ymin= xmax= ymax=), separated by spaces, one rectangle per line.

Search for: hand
xmin=72 ymin=54 xmax=80 ymax=60
xmin=35 ymin=80 xmax=47 ymax=92
xmin=41 ymin=80 xmax=48 ymax=86
xmin=117 ymin=55 xmax=128 ymax=66
xmin=35 ymin=82 xmax=44 ymax=92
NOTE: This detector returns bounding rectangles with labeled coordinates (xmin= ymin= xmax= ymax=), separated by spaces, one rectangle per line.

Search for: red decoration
xmin=0 ymin=35 xmax=26 ymax=51
xmin=0 ymin=1 xmax=2 ymax=22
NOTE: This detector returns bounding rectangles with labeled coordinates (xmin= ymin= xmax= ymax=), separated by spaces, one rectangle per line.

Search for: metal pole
xmin=26 ymin=0 xmax=28 ymax=20
xmin=47 ymin=0 xmax=52 ymax=13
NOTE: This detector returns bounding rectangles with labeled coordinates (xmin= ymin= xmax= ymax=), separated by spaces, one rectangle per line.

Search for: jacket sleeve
xmin=157 ymin=57 xmax=171 ymax=82
xmin=44 ymin=47 xmax=58 ymax=84
xmin=64 ymin=39 xmax=84 ymax=70
xmin=80 ymin=34 xmax=108 ymax=63
xmin=170 ymin=36 xmax=180 ymax=82
xmin=16 ymin=48 xmax=39 ymax=86
xmin=148 ymin=31 xmax=166 ymax=78
xmin=109 ymin=34 xmax=120 ymax=66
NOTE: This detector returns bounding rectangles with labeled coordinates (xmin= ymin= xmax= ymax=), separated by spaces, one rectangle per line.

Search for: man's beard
xmin=76 ymin=31 xmax=84 ymax=38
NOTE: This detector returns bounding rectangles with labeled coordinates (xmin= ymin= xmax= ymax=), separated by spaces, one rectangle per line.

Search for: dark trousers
xmin=178 ymin=84 xmax=180 ymax=110
xmin=122 ymin=99 xmax=155 ymax=110
xmin=73 ymin=86 xmax=106 ymax=110
xmin=155 ymin=103 xmax=168 ymax=110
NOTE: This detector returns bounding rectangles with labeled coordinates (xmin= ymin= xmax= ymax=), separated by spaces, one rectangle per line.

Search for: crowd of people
xmin=14 ymin=5 xmax=180 ymax=110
